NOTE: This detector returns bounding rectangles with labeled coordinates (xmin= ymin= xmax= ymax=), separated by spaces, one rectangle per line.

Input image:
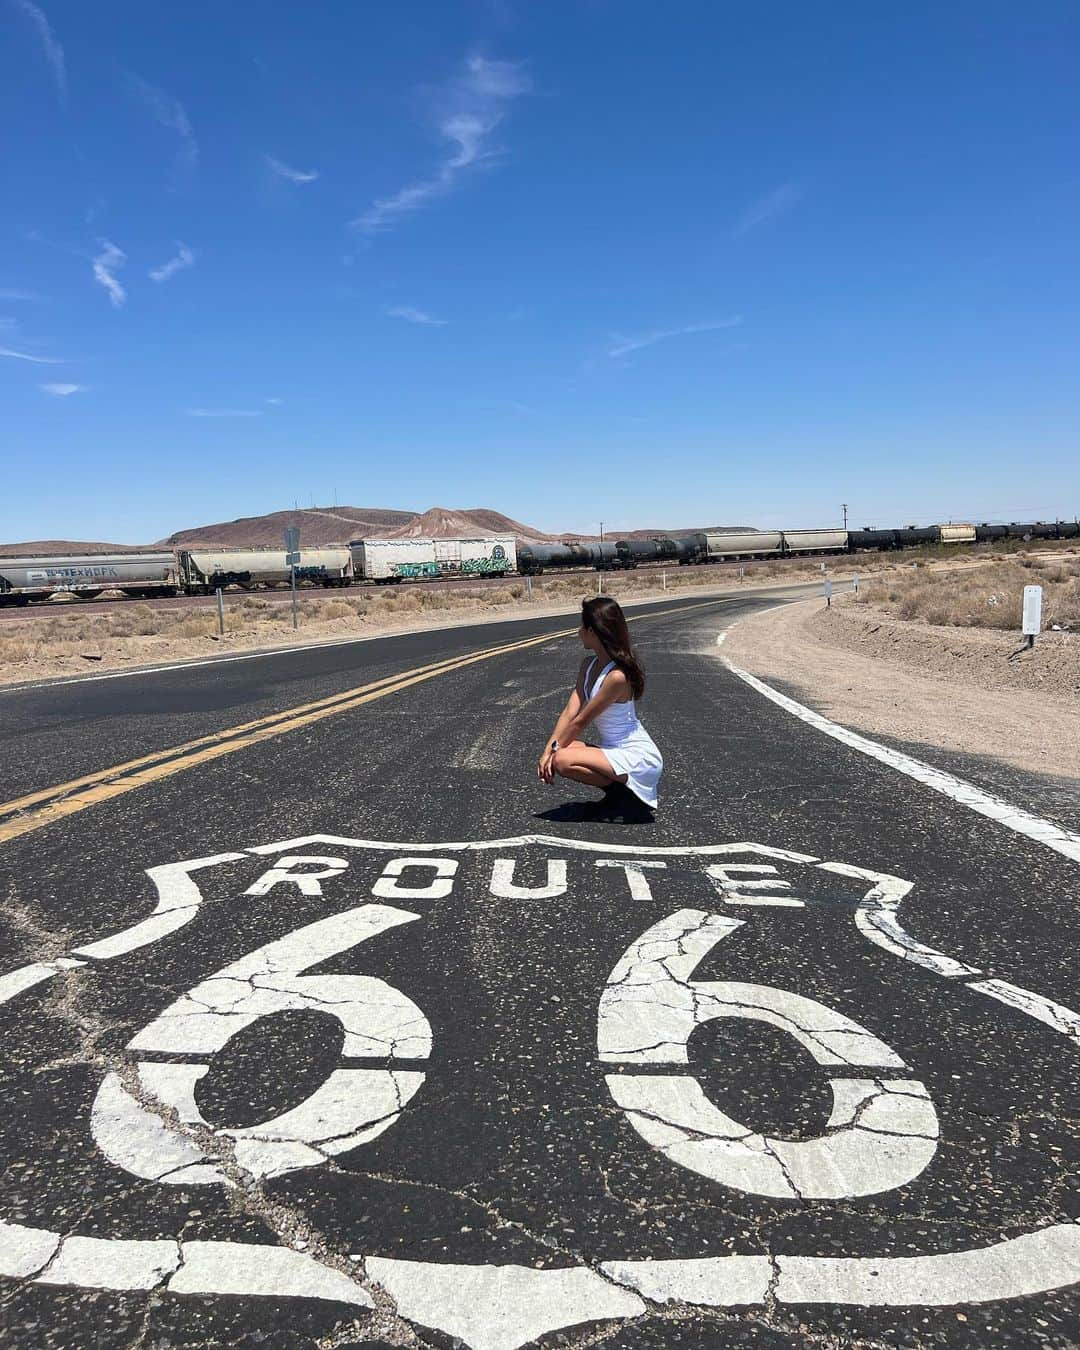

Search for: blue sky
xmin=2 ymin=1 xmax=1078 ymax=543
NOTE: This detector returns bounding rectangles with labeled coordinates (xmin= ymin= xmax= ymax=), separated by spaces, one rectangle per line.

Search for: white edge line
xmin=720 ymin=655 xmax=1080 ymax=865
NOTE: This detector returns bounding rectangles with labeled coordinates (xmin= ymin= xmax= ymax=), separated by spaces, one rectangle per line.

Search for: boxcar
xmin=353 ymin=537 xmax=515 ymax=582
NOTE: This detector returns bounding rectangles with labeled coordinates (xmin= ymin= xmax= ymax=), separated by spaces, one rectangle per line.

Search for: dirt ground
xmin=724 ymin=591 xmax=1080 ymax=781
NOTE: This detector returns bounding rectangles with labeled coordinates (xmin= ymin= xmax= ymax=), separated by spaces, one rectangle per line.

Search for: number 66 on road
xmin=598 ymin=908 xmax=939 ymax=1200
xmin=94 ymin=898 xmax=936 ymax=1205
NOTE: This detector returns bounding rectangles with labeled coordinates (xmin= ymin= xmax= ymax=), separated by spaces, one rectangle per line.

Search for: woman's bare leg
xmin=552 ymin=741 xmax=628 ymax=789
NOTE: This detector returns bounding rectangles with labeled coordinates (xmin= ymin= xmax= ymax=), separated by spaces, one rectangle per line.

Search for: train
xmin=0 ymin=519 xmax=1076 ymax=606
xmin=517 ymin=519 xmax=1079 ymax=574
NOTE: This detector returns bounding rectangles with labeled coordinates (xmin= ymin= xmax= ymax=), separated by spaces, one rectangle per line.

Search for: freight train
xmin=516 ymin=520 xmax=1079 ymax=573
xmin=0 ymin=520 xmax=1076 ymax=605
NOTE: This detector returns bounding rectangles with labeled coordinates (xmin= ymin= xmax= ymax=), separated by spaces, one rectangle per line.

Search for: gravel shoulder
xmin=724 ymin=592 xmax=1080 ymax=782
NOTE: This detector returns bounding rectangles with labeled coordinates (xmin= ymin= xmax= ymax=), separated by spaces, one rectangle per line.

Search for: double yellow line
xmin=0 ymin=595 xmax=729 ymax=845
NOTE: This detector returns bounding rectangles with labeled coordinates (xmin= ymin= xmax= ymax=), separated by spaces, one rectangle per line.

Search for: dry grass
xmin=858 ymin=555 xmax=1080 ymax=630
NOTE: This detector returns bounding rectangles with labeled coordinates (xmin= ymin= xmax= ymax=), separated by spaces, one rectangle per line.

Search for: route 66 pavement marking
xmin=1 ymin=833 xmax=1077 ymax=1350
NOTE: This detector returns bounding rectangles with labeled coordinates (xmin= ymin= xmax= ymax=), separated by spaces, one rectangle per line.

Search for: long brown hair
xmin=582 ymin=595 xmax=646 ymax=699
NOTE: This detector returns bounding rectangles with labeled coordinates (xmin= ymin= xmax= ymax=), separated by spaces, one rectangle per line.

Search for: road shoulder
xmin=723 ymin=594 xmax=1080 ymax=787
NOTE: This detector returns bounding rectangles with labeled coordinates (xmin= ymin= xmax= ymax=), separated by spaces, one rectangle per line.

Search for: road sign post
xmin=284 ymin=527 xmax=301 ymax=630
xmin=1022 ymin=584 xmax=1043 ymax=650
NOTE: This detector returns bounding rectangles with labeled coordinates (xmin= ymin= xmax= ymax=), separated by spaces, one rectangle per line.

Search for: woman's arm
xmin=538 ymin=661 xmax=589 ymax=780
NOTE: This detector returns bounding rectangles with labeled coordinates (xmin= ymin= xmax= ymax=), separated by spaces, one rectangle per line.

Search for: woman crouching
xmin=537 ymin=595 xmax=663 ymax=811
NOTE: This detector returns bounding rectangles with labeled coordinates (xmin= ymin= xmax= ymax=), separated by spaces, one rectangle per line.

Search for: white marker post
xmin=853 ymin=572 xmax=859 ymax=595
xmin=1022 ymin=584 xmax=1043 ymax=651
xmin=215 ymin=587 xmax=224 ymax=636
xmin=824 ymin=577 xmax=833 ymax=608
xmin=284 ymin=526 xmax=301 ymax=631
xmin=526 ymin=575 xmax=533 ymax=600
xmin=662 ymin=571 xmax=667 ymax=591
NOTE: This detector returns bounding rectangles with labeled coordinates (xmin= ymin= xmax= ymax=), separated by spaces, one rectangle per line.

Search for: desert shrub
xmin=858 ymin=558 xmax=1079 ymax=629
xmin=174 ymin=615 xmax=217 ymax=638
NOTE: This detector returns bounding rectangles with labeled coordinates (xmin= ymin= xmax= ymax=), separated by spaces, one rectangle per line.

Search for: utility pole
xmin=599 ymin=521 xmax=604 ymax=543
xmin=842 ymin=503 xmax=848 ymax=530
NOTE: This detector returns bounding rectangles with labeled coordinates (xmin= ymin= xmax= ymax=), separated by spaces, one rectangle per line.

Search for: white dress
xmin=582 ymin=657 xmax=664 ymax=809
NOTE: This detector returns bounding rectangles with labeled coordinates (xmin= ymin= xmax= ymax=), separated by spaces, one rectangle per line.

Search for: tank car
xmin=892 ymin=525 xmax=938 ymax=547
xmin=936 ymin=524 xmax=977 ymax=544
xmin=517 ymin=542 xmax=596 ymax=575
xmin=665 ymin=533 xmax=707 ymax=565
xmin=847 ymin=528 xmax=899 ymax=551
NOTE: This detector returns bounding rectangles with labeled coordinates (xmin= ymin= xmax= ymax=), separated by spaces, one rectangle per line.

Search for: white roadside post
xmin=662 ymin=571 xmax=667 ymax=591
xmin=824 ymin=577 xmax=833 ymax=608
xmin=853 ymin=572 xmax=859 ymax=596
xmin=1022 ymin=584 xmax=1043 ymax=651
xmin=526 ymin=575 xmax=533 ymax=600
xmin=215 ymin=587 xmax=224 ymax=636
xmin=284 ymin=526 xmax=301 ymax=631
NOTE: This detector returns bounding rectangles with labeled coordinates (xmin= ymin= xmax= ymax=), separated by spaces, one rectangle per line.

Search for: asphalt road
xmin=0 ymin=587 xmax=1077 ymax=1349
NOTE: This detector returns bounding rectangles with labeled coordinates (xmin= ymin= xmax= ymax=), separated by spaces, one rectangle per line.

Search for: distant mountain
xmin=2 ymin=511 xmax=758 ymax=555
xmin=158 ymin=506 xmax=417 ymax=549
xmin=386 ymin=507 xmax=554 ymax=542
xmin=0 ymin=540 xmax=156 ymax=555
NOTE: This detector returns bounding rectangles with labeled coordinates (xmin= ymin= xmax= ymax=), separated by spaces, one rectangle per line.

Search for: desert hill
xmin=159 ymin=506 xmax=417 ymax=549
xmin=2 ymin=506 xmax=757 ymax=554
xmin=386 ymin=507 xmax=554 ymax=542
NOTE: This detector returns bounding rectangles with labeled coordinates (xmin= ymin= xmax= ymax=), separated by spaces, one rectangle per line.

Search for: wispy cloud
xmin=353 ymin=53 xmax=531 ymax=233
xmin=92 ymin=240 xmax=126 ymax=307
xmin=127 ymin=72 xmax=198 ymax=180
xmin=385 ymin=305 xmax=448 ymax=326
xmin=149 ymin=241 xmax=195 ymax=283
xmin=0 ymin=346 xmax=64 ymax=363
xmin=265 ymin=154 xmax=319 ymax=184
xmin=732 ymin=182 xmax=800 ymax=237
xmin=12 ymin=0 xmax=66 ymax=103
xmin=607 ymin=317 xmax=743 ymax=358
xmin=39 ymin=381 xmax=86 ymax=396
xmin=186 ymin=407 xmax=264 ymax=418
xmin=265 ymin=396 xmax=282 ymax=405
xmin=0 ymin=288 xmax=42 ymax=301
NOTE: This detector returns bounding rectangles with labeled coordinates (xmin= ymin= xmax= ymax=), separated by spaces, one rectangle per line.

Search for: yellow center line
xmin=0 ymin=594 xmax=730 ymax=845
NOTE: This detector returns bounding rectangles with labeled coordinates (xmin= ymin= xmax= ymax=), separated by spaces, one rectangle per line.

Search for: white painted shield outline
xmin=1 ymin=833 xmax=1077 ymax=1350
